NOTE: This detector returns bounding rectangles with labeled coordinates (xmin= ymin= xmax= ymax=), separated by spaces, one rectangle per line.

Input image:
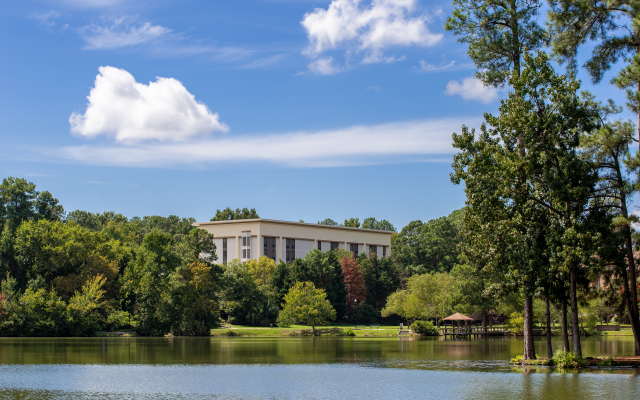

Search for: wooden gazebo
xmin=441 ymin=313 xmax=475 ymax=336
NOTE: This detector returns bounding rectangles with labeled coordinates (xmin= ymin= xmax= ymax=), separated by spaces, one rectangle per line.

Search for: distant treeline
xmin=0 ymin=177 xmax=469 ymax=337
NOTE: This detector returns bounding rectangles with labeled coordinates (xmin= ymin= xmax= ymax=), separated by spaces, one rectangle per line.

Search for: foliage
xmin=552 ymin=350 xmax=588 ymax=369
xmin=341 ymin=255 xmax=366 ymax=314
xmin=391 ymin=210 xmax=462 ymax=276
xmin=411 ymin=320 xmax=440 ymax=336
xmin=66 ymin=275 xmax=107 ymax=337
xmin=445 ymin=0 xmax=546 ymax=86
xmin=220 ymin=260 xmax=277 ymax=326
xmin=0 ymin=287 xmax=67 ymax=337
xmin=349 ymin=303 xmax=378 ymax=324
xmin=210 ymin=207 xmax=259 ymax=221
xmin=246 ymin=256 xmax=277 ymax=286
xmin=342 ymin=218 xmax=360 ymax=228
xmin=276 ymin=281 xmax=336 ymax=334
xmin=170 ymin=261 xmax=220 ymax=335
xmin=105 ymin=310 xmax=132 ymax=331
xmin=507 ymin=311 xmax=525 ymax=334
xmin=360 ymin=253 xmax=400 ymax=312
xmin=361 ymin=218 xmax=396 ymax=232
xmin=317 ymin=218 xmax=339 ymax=226
xmin=381 ymin=272 xmax=456 ymax=323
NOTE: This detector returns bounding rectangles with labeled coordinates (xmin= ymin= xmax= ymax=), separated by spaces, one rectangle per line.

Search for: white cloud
xmin=79 ymin=17 xmax=171 ymax=50
xmin=33 ymin=11 xmax=61 ymax=27
xmin=308 ymin=57 xmax=342 ymax=74
xmin=445 ymin=77 xmax=499 ymax=104
xmin=61 ymin=0 xmax=124 ymax=7
xmin=61 ymin=117 xmax=479 ymax=168
xmin=301 ymin=0 xmax=442 ymax=72
xmin=69 ymin=66 xmax=228 ymax=144
xmin=418 ymin=60 xmax=475 ymax=73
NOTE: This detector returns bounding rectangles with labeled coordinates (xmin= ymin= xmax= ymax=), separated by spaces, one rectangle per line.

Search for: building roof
xmin=192 ymin=218 xmax=395 ymax=234
xmin=442 ymin=313 xmax=475 ymax=321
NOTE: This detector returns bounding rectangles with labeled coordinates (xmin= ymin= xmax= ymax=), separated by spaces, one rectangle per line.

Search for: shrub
xmin=66 ymin=275 xmax=107 ymax=336
xmin=507 ymin=311 xmax=524 ymax=333
xmin=0 ymin=288 xmax=68 ymax=336
xmin=105 ymin=311 xmax=133 ymax=331
xmin=411 ymin=320 xmax=440 ymax=336
xmin=552 ymin=350 xmax=587 ymax=369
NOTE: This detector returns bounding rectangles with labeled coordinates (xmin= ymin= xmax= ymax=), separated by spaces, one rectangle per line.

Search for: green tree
xmin=170 ymin=261 xmax=220 ymax=335
xmin=548 ymin=1 xmax=640 ymax=144
xmin=317 ymin=218 xmax=339 ymax=226
xmin=246 ymin=256 xmax=277 ymax=286
xmin=451 ymin=53 xmax=603 ymax=358
xmin=276 ymin=281 xmax=336 ymax=335
xmin=362 ymin=218 xmax=396 ymax=232
xmin=0 ymin=177 xmax=64 ymax=280
xmin=220 ymin=260 xmax=278 ymax=326
xmin=342 ymin=218 xmax=360 ymax=228
xmin=581 ymin=116 xmax=640 ymax=354
xmin=381 ymin=272 xmax=456 ymax=324
xmin=210 ymin=207 xmax=259 ymax=221
xmin=122 ymin=230 xmax=182 ymax=335
xmin=66 ymin=275 xmax=107 ymax=337
xmin=445 ymin=0 xmax=547 ymax=86
xmin=392 ymin=210 xmax=462 ymax=276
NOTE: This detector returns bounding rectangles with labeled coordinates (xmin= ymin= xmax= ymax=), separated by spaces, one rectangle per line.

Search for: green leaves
xmin=276 ymin=281 xmax=336 ymax=333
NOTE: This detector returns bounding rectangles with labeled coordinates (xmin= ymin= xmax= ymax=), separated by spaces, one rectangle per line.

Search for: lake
xmin=0 ymin=336 xmax=638 ymax=399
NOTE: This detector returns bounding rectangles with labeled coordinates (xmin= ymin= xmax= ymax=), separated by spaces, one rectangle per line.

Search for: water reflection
xmin=0 ymin=336 xmax=637 ymax=399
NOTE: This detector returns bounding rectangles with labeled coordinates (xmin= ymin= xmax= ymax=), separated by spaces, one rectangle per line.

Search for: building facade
xmin=192 ymin=219 xmax=393 ymax=264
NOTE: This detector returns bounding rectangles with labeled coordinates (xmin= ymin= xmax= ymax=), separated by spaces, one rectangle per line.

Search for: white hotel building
xmin=193 ymin=219 xmax=393 ymax=264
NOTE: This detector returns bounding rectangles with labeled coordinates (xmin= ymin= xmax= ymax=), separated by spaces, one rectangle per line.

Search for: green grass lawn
xmin=210 ymin=323 xmax=400 ymax=337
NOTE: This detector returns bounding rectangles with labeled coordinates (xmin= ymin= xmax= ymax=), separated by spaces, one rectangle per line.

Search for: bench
xmin=370 ymin=324 xmax=380 ymax=330
xmin=355 ymin=325 xmax=365 ymax=330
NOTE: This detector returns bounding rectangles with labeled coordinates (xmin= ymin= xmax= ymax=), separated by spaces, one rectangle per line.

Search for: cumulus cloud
xmin=79 ymin=17 xmax=170 ymax=50
xmin=445 ymin=77 xmax=499 ymax=104
xmin=69 ymin=66 xmax=228 ymax=144
xmin=61 ymin=117 xmax=479 ymax=168
xmin=301 ymin=0 xmax=442 ymax=72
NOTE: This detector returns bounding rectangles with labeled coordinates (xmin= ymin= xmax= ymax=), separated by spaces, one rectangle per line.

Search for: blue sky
xmin=0 ymin=0 xmax=635 ymax=229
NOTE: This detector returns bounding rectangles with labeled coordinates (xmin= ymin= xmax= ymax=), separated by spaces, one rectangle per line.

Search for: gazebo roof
xmin=442 ymin=312 xmax=475 ymax=321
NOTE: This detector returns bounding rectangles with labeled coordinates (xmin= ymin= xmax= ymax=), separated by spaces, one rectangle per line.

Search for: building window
xmin=264 ymin=237 xmax=276 ymax=261
xmin=369 ymin=245 xmax=377 ymax=256
xmin=331 ymin=242 xmax=339 ymax=251
xmin=241 ymin=233 xmax=251 ymax=261
xmin=317 ymin=241 xmax=321 ymax=250
xmin=286 ymin=239 xmax=296 ymax=262
xmin=383 ymin=246 xmax=386 ymax=257
xmin=350 ymin=243 xmax=359 ymax=257
xmin=223 ymin=238 xmax=227 ymax=264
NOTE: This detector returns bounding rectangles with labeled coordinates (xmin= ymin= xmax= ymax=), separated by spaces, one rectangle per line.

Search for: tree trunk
xmin=312 ymin=325 xmax=316 ymax=336
xmin=482 ymin=309 xmax=487 ymax=333
xmin=618 ymin=169 xmax=640 ymax=354
xmin=561 ymin=291 xmax=570 ymax=352
xmin=545 ymin=296 xmax=553 ymax=360
xmin=569 ymin=267 xmax=582 ymax=357
xmin=523 ymin=296 xmax=536 ymax=360
xmin=620 ymin=266 xmax=640 ymax=355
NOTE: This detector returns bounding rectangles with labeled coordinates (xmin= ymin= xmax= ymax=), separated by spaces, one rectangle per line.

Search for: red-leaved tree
xmin=341 ymin=255 xmax=366 ymax=313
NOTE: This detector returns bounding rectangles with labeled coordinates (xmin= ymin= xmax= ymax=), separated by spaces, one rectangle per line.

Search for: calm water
xmin=0 ymin=336 xmax=638 ymax=399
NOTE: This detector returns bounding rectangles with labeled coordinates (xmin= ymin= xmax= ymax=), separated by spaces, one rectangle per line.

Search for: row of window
xmin=225 ymin=237 xmax=386 ymax=263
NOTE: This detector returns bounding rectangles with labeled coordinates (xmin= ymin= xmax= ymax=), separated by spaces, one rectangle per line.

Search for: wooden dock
xmin=440 ymin=326 xmax=505 ymax=337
